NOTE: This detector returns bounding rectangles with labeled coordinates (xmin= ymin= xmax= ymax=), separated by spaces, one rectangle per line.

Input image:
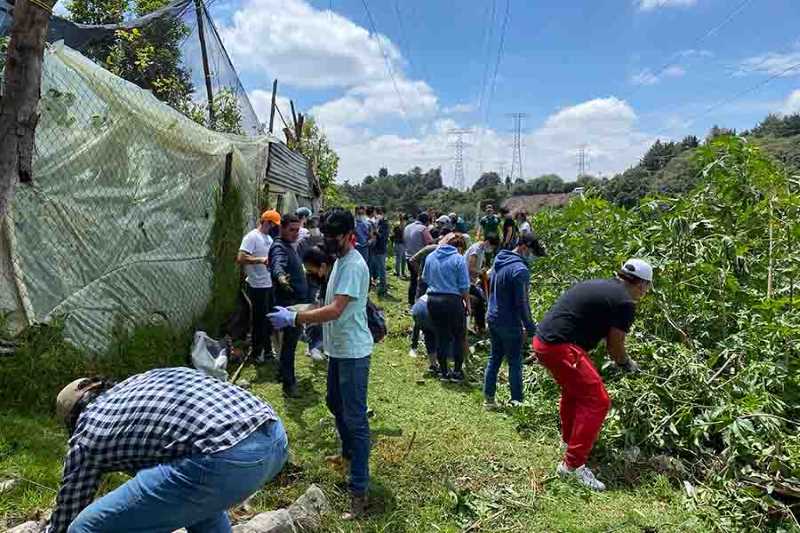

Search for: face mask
xmin=323 ymin=236 xmax=344 ymax=256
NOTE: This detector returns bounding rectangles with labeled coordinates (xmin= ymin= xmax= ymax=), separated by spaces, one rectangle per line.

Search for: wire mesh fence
xmin=0 ymin=41 xmax=269 ymax=353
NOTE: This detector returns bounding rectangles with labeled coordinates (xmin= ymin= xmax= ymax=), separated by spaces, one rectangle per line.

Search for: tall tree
xmin=473 ymin=171 xmax=501 ymax=191
xmin=0 ymin=0 xmax=52 ymax=219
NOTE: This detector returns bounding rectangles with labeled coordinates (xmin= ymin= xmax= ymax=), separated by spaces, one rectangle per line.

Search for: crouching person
xmin=46 ymin=367 xmax=288 ymax=533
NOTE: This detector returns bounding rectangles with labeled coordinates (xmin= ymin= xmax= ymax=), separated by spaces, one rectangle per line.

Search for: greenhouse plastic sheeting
xmin=0 ymin=43 xmax=278 ymax=353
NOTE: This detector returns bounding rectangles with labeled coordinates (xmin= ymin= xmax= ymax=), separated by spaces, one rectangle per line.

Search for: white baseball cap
xmin=621 ymin=258 xmax=653 ymax=283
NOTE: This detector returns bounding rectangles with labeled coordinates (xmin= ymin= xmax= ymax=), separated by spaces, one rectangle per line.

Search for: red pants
xmin=533 ymin=336 xmax=610 ymax=468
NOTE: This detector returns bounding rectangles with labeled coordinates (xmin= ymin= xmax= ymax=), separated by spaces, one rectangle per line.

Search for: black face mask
xmin=323 ymin=236 xmax=343 ymax=256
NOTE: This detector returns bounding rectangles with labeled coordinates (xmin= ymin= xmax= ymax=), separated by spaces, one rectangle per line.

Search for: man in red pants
xmin=533 ymin=259 xmax=653 ymax=491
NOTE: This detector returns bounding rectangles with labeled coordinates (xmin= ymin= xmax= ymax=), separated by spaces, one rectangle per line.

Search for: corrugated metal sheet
xmin=267 ymin=142 xmax=313 ymax=197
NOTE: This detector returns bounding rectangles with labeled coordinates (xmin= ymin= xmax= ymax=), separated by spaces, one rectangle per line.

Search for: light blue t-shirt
xmin=323 ymin=248 xmax=373 ymax=359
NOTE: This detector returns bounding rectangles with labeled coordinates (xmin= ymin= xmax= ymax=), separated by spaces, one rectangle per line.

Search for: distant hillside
xmin=502 ymin=193 xmax=570 ymax=213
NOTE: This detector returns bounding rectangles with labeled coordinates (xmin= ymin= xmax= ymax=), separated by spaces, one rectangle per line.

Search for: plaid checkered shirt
xmin=46 ymin=367 xmax=277 ymax=533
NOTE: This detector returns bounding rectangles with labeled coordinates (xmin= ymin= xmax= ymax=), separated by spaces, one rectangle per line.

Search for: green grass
xmin=1 ymin=274 xmax=704 ymax=532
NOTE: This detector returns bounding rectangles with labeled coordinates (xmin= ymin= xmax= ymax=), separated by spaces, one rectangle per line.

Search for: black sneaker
xmin=449 ymin=370 xmax=465 ymax=384
xmin=439 ymin=370 xmax=451 ymax=382
xmin=426 ymin=365 xmax=440 ymax=376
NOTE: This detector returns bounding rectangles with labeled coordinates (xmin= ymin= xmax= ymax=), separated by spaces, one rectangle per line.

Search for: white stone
xmin=287 ymin=484 xmax=331 ymax=531
xmin=7 ymin=521 xmax=40 ymax=533
xmin=235 ymin=509 xmax=296 ymax=533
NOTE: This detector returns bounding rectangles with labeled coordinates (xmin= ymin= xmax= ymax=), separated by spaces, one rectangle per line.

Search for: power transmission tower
xmin=507 ymin=112 xmax=527 ymax=181
xmin=448 ymin=129 xmax=473 ymax=190
xmin=577 ymin=144 xmax=590 ymax=178
xmin=499 ymin=162 xmax=506 ymax=181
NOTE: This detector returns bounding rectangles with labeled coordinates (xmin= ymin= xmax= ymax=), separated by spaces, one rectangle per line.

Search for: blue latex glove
xmin=268 ymin=306 xmax=297 ymax=329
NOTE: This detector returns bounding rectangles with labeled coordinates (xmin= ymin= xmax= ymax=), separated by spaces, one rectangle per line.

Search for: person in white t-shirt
xmin=237 ymin=210 xmax=281 ymax=362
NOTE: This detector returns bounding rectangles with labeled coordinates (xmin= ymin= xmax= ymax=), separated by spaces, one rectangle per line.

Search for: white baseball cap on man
xmin=621 ymin=258 xmax=653 ymax=283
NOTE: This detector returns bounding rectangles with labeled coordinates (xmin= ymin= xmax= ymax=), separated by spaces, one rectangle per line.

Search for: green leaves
xmin=523 ymin=135 xmax=800 ymax=530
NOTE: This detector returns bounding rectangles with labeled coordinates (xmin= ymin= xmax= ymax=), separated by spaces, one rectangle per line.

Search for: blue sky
xmin=208 ymin=0 xmax=799 ymax=185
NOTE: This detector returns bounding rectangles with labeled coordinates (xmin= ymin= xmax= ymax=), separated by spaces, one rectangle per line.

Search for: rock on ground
xmin=287 ymin=484 xmax=331 ymax=531
xmin=7 ymin=521 xmax=40 ymax=533
xmin=232 ymin=509 xmax=296 ymax=533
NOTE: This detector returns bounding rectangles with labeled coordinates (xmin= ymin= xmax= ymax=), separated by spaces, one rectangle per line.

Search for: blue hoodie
xmin=422 ymin=244 xmax=469 ymax=296
xmin=487 ymin=250 xmax=536 ymax=333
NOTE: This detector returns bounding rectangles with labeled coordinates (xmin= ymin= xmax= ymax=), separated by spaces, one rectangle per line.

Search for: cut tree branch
xmin=0 ymin=0 xmax=52 ymax=220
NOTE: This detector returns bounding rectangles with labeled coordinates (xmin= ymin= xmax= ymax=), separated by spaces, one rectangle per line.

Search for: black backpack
xmin=366 ymin=298 xmax=387 ymax=343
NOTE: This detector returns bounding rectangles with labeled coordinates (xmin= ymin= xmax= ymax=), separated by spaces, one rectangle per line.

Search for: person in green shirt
xmin=479 ymin=204 xmax=501 ymax=240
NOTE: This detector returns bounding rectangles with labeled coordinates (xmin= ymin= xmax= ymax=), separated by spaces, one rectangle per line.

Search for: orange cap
xmin=261 ymin=210 xmax=281 ymax=225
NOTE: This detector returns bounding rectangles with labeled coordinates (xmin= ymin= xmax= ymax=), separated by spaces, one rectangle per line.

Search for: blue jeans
xmin=306 ymin=324 xmax=323 ymax=351
xmin=356 ymin=245 xmax=370 ymax=265
xmin=484 ymin=325 xmax=524 ymax=402
xmin=393 ymin=244 xmax=406 ymax=277
xmin=370 ymin=254 xmax=387 ymax=294
xmin=68 ymin=420 xmax=288 ymax=533
xmin=326 ymin=356 xmax=371 ymax=495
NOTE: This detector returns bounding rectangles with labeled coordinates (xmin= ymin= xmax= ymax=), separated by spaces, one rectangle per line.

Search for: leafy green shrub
xmin=525 ymin=135 xmax=800 ymax=530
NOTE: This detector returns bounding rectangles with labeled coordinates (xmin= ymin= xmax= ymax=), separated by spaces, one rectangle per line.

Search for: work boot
xmin=342 ymin=493 xmax=368 ymax=520
xmin=556 ymin=462 xmax=606 ymax=491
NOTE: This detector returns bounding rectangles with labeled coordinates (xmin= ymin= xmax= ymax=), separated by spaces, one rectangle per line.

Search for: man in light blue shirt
xmin=268 ymin=208 xmax=372 ymax=521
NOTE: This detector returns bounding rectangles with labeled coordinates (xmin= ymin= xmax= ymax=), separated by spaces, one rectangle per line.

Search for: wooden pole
xmin=0 ymin=0 xmax=53 ymax=220
xmin=194 ymin=0 xmax=215 ymax=128
xmin=268 ymin=79 xmax=277 ymax=134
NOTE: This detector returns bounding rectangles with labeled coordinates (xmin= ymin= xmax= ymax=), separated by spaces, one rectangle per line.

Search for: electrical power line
xmin=484 ymin=0 xmax=511 ymax=126
xmin=477 ymin=0 xmax=498 ymax=122
xmin=360 ymin=0 xmax=413 ymax=132
xmin=623 ymin=0 xmax=755 ymax=101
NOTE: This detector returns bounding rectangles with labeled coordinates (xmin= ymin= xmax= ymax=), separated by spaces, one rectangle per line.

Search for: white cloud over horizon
xmin=783 ymin=90 xmax=800 ymax=115
xmin=226 ymin=0 xmax=660 ymax=187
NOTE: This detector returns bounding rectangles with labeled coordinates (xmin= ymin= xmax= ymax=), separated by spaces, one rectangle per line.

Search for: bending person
xmin=46 ymin=368 xmax=287 ymax=533
xmin=533 ymin=259 xmax=652 ymax=491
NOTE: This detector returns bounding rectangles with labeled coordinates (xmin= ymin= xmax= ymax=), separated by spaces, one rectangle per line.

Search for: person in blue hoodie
xmin=422 ymin=234 xmax=470 ymax=383
xmin=483 ymin=233 xmax=545 ymax=409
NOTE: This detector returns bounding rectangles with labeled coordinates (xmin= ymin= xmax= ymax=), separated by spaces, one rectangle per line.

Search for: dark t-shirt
xmin=536 ymin=279 xmax=636 ymax=351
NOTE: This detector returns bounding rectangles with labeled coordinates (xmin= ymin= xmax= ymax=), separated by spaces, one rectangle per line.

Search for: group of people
xmin=400 ymin=202 xmax=652 ymax=494
xmin=45 ymin=200 xmax=654 ymax=532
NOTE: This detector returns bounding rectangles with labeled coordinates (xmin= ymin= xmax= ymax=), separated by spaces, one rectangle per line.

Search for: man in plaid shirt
xmin=46 ymin=367 xmax=288 ymax=533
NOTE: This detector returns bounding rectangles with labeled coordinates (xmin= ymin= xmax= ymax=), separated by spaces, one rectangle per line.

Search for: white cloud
xmin=249 ymin=90 xmax=292 ymax=130
xmin=679 ymin=49 xmax=714 ymax=58
xmin=309 ymin=78 xmax=437 ymax=126
xmin=738 ymin=51 xmax=800 ymax=77
xmin=220 ymin=0 xmax=402 ymax=89
xmin=630 ymin=65 xmax=685 ymax=86
xmin=443 ymin=102 xmax=478 ymax=114
xmin=637 ymin=0 xmax=697 ymax=11
xmin=328 ymin=97 xmax=653 ymax=186
xmin=783 ymin=90 xmax=800 ymax=115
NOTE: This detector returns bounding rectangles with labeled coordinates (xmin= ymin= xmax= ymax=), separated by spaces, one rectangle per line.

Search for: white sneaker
xmin=408 ymin=348 xmax=418 ymax=358
xmin=483 ymin=397 xmax=499 ymax=411
xmin=310 ymin=348 xmax=326 ymax=362
xmin=556 ymin=462 xmax=606 ymax=491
